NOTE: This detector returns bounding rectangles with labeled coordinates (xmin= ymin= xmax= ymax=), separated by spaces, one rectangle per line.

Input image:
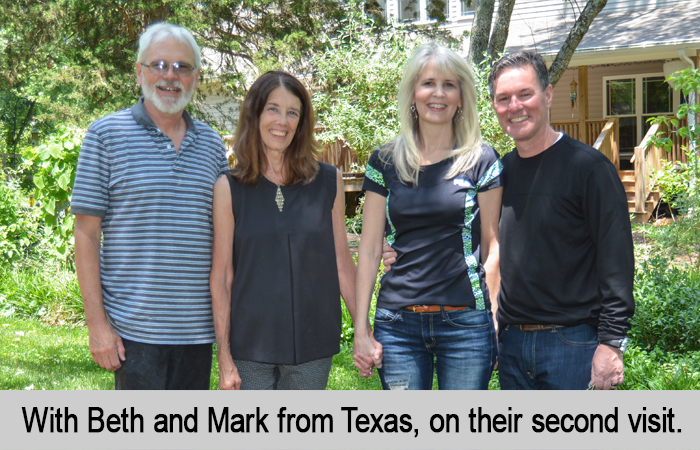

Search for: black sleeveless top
xmin=225 ymin=162 xmax=341 ymax=365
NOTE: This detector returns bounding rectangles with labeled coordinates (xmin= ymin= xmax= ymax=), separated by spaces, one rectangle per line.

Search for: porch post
xmin=578 ymin=65 xmax=589 ymax=145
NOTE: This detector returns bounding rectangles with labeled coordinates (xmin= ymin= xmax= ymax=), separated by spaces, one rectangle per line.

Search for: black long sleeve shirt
xmin=497 ymin=134 xmax=635 ymax=340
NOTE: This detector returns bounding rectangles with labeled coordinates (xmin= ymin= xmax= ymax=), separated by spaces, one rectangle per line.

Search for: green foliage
xmin=0 ymin=262 xmax=83 ymax=323
xmin=0 ymin=176 xmax=41 ymax=265
xmin=22 ymin=126 xmax=84 ymax=259
xmin=472 ymin=57 xmax=515 ymax=156
xmin=312 ymin=12 xmax=419 ymax=168
xmin=629 ymin=256 xmax=700 ymax=353
xmin=313 ymin=9 xmax=513 ymax=169
xmin=620 ymin=345 xmax=700 ymax=390
xmin=1 ymin=0 xmax=349 ymax=143
xmin=648 ymin=68 xmax=699 ymax=206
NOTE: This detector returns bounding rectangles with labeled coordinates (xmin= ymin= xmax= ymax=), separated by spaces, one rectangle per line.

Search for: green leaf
xmin=57 ymin=173 xmax=70 ymax=191
xmin=48 ymin=143 xmax=63 ymax=159
xmin=34 ymin=175 xmax=45 ymax=190
xmin=44 ymin=200 xmax=55 ymax=216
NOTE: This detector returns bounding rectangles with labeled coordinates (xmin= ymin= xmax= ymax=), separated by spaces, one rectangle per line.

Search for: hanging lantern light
xmin=570 ymin=78 xmax=578 ymax=118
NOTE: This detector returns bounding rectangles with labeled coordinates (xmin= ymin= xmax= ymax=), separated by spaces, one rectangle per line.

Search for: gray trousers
xmin=234 ymin=357 xmax=333 ymax=390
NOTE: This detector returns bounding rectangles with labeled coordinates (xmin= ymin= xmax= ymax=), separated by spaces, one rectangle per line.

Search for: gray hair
xmin=389 ymin=42 xmax=482 ymax=185
xmin=488 ymin=51 xmax=549 ymax=98
xmin=137 ymin=22 xmax=201 ymax=70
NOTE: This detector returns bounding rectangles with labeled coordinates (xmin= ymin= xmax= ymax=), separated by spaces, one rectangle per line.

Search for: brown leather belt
xmin=405 ymin=305 xmax=468 ymax=313
xmin=517 ymin=324 xmax=564 ymax=331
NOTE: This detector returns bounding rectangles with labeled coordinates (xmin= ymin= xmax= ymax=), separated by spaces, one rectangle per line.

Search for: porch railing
xmin=550 ymin=120 xmax=579 ymax=141
xmin=663 ymin=116 xmax=689 ymax=164
xmin=550 ymin=119 xmax=611 ymax=148
xmin=591 ymin=118 xmax=620 ymax=169
xmin=633 ymin=123 xmax=666 ymax=215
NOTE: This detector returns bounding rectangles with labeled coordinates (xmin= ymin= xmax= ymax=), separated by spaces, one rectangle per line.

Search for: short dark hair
xmin=232 ymin=71 xmax=319 ymax=186
xmin=488 ymin=51 xmax=550 ymax=98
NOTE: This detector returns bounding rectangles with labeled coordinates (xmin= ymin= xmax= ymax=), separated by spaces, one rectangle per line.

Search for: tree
xmin=468 ymin=0 xmax=607 ymax=87
xmin=0 ymin=0 xmax=348 ymax=142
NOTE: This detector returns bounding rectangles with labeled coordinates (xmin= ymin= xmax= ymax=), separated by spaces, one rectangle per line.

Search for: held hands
xmin=353 ymin=329 xmax=383 ymax=378
xmin=590 ymin=344 xmax=624 ymax=390
xmin=88 ymin=323 xmax=126 ymax=371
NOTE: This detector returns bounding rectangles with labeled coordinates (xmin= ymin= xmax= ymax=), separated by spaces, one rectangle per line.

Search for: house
xmin=378 ymin=0 xmax=700 ymax=221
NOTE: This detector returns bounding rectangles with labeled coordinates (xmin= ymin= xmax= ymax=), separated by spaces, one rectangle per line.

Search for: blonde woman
xmin=353 ymin=43 xmax=502 ymax=390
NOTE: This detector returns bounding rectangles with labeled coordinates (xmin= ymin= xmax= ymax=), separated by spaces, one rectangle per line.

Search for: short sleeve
xmin=218 ymin=149 xmax=230 ymax=174
xmin=475 ymin=145 xmax=503 ymax=193
xmin=70 ymin=124 xmax=110 ymax=217
xmin=362 ymin=150 xmax=389 ymax=198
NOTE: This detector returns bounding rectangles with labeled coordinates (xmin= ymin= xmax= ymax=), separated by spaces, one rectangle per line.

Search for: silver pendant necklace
xmin=274 ymin=183 xmax=284 ymax=212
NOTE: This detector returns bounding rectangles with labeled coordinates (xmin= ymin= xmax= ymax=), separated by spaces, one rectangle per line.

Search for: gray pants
xmin=234 ymin=357 xmax=333 ymax=390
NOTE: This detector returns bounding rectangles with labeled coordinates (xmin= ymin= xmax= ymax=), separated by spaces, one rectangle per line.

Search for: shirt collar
xmin=130 ymin=97 xmax=198 ymax=133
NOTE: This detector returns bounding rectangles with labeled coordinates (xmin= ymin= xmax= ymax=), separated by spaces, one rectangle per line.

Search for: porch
xmin=551 ymin=116 xmax=690 ymax=223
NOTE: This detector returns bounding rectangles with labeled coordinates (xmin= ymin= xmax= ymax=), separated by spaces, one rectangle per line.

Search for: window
xmin=398 ymin=0 xmax=419 ymax=22
xmin=460 ymin=0 xmax=476 ymax=16
xmin=604 ymin=74 xmax=673 ymax=170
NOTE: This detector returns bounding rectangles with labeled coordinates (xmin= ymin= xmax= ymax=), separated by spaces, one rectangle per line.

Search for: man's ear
xmin=544 ymin=84 xmax=553 ymax=109
xmin=136 ymin=63 xmax=143 ymax=87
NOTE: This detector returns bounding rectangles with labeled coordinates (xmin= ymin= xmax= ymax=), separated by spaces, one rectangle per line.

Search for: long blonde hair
xmin=384 ymin=43 xmax=483 ymax=185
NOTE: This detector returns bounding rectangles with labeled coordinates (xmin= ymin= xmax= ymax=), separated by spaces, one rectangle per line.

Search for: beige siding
xmin=551 ymin=60 xmax=666 ymax=123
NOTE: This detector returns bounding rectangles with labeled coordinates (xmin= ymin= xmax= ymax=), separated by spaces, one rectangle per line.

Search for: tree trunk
xmin=10 ymin=100 xmax=35 ymax=152
xmin=487 ymin=0 xmax=516 ymax=60
xmin=468 ymin=0 xmax=495 ymax=67
xmin=548 ymin=0 xmax=607 ymax=87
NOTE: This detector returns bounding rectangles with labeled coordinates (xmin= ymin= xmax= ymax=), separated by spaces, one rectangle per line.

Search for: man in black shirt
xmin=487 ymin=51 xmax=635 ymax=390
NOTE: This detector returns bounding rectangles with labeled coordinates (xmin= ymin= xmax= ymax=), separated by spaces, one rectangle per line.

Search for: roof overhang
xmin=504 ymin=1 xmax=700 ymax=68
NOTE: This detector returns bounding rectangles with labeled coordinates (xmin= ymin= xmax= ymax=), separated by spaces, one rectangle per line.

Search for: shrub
xmin=0 ymin=176 xmax=41 ymax=265
xmin=22 ymin=126 xmax=84 ymax=260
xmin=629 ymin=255 xmax=700 ymax=352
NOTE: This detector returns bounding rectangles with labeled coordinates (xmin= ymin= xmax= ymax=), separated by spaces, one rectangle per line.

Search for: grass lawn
xmin=0 ymin=318 xmax=389 ymax=390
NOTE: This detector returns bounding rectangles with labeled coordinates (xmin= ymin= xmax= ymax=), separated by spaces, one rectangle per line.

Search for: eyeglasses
xmin=141 ymin=61 xmax=195 ymax=77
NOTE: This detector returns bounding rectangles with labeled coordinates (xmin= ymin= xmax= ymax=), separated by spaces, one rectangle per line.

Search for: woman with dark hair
xmin=353 ymin=44 xmax=502 ymax=390
xmin=210 ymin=71 xmax=379 ymax=390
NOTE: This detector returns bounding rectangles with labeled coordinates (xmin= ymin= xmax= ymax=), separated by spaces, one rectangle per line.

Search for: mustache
xmin=154 ymin=80 xmax=185 ymax=90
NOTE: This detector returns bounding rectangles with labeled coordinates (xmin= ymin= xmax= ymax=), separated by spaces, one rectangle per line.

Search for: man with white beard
xmin=72 ymin=23 xmax=228 ymax=389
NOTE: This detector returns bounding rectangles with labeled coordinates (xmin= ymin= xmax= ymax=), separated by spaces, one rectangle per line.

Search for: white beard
xmin=142 ymin=79 xmax=194 ymax=114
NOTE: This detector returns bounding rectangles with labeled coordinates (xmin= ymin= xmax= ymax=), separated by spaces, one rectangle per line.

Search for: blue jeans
xmin=498 ymin=324 xmax=598 ymax=390
xmin=374 ymin=307 xmax=496 ymax=390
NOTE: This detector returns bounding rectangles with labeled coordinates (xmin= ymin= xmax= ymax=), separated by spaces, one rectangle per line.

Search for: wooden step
xmin=618 ymin=170 xmax=635 ymax=182
xmin=621 ymin=180 xmax=635 ymax=191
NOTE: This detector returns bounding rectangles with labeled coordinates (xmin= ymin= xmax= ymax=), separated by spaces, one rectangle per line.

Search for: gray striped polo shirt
xmin=71 ymin=98 xmax=229 ymax=345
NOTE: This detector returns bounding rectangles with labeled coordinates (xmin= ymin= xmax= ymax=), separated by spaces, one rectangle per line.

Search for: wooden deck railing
xmin=633 ymin=122 xmax=666 ymax=214
xmin=550 ymin=119 xmax=610 ymax=147
xmin=586 ymin=120 xmax=609 ymax=147
xmin=591 ymin=117 xmax=620 ymax=169
xmin=663 ymin=116 xmax=689 ymax=164
xmin=550 ymin=120 xmax=579 ymax=141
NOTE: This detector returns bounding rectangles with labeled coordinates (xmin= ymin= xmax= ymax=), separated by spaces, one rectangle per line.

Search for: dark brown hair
xmin=232 ymin=71 xmax=319 ymax=186
xmin=488 ymin=51 xmax=550 ymax=99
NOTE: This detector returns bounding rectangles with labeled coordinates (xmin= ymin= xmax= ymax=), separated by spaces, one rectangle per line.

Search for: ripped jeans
xmin=374 ymin=307 xmax=496 ymax=390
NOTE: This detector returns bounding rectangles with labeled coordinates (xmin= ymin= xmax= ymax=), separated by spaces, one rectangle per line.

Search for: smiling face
xmin=136 ymin=37 xmax=199 ymax=115
xmin=413 ymin=60 xmax=462 ymax=129
xmin=492 ymin=65 xmax=553 ymax=149
xmin=259 ymin=87 xmax=302 ymax=155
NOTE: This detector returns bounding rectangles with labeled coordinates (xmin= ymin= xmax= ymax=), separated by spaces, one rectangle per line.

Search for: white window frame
xmin=602 ymin=72 xmax=679 ymax=145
